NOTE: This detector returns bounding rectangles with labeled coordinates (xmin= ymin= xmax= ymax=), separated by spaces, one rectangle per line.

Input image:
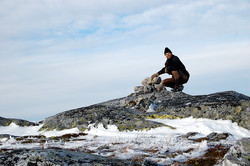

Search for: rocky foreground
xmin=0 ymin=81 xmax=250 ymax=165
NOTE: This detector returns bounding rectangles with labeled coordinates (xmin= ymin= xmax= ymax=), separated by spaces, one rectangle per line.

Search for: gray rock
xmin=154 ymin=84 xmax=165 ymax=91
xmin=144 ymin=85 xmax=156 ymax=93
xmin=1 ymin=89 xmax=250 ymax=165
xmin=42 ymin=90 xmax=249 ymax=133
xmin=207 ymin=132 xmax=232 ymax=142
xmin=182 ymin=132 xmax=200 ymax=139
xmin=0 ymin=148 xmax=140 ymax=166
xmin=143 ymin=159 xmax=160 ymax=166
xmin=0 ymin=116 xmax=37 ymax=127
xmin=222 ymin=137 xmax=250 ymax=166
xmin=135 ymin=76 xmax=165 ymax=94
xmin=0 ymin=134 xmax=18 ymax=139
xmin=102 ymin=90 xmax=250 ymax=130
xmin=151 ymin=76 xmax=161 ymax=84
xmin=182 ymin=132 xmax=232 ymax=143
xmin=134 ymin=84 xmax=165 ymax=94
xmin=40 ymin=105 xmax=167 ymax=132
xmin=141 ymin=77 xmax=152 ymax=86
xmin=134 ymin=86 xmax=144 ymax=93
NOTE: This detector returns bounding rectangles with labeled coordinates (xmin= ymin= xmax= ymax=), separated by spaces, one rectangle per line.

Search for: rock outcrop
xmin=40 ymin=105 xmax=169 ymax=132
xmin=0 ymin=116 xmax=37 ymax=127
xmin=102 ymin=90 xmax=250 ymax=130
xmin=40 ymin=89 xmax=250 ymax=132
xmin=222 ymin=137 xmax=250 ymax=166
xmin=1 ymin=77 xmax=249 ymax=165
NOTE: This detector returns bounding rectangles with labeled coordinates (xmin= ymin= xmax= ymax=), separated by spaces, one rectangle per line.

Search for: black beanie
xmin=164 ymin=47 xmax=172 ymax=54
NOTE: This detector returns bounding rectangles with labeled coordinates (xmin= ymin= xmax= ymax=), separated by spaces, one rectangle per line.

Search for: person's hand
xmin=151 ymin=73 xmax=159 ymax=79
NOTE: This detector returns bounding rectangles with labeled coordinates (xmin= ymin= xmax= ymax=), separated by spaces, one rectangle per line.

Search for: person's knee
xmin=161 ymin=79 xmax=168 ymax=86
xmin=161 ymin=78 xmax=175 ymax=88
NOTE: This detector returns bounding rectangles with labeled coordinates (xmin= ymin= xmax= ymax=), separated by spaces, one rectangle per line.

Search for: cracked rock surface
xmin=222 ymin=137 xmax=250 ymax=166
xmin=41 ymin=90 xmax=249 ymax=132
xmin=0 ymin=148 xmax=139 ymax=166
xmin=101 ymin=90 xmax=250 ymax=130
xmin=41 ymin=105 xmax=167 ymax=132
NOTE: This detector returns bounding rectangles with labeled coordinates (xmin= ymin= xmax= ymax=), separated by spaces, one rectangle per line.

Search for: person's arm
xmin=151 ymin=73 xmax=159 ymax=79
xmin=151 ymin=67 xmax=166 ymax=79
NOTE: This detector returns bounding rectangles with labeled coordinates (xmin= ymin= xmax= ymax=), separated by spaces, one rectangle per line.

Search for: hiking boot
xmin=171 ymin=84 xmax=184 ymax=92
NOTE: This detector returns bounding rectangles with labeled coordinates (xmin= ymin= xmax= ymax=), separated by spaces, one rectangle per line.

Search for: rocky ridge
xmin=0 ymin=76 xmax=249 ymax=165
xmin=40 ymin=76 xmax=250 ymax=131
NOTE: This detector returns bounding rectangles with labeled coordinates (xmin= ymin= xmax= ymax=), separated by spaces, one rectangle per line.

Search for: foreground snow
xmin=0 ymin=117 xmax=249 ymax=139
xmin=0 ymin=117 xmax=249 ymax=164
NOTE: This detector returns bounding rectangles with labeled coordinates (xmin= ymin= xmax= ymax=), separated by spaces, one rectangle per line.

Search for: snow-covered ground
xmin=1 ymin=117 xmax=249 ymax=164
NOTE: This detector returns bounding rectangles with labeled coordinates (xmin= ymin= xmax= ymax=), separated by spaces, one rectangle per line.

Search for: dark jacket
xmin=158 ymin=55 xmax=190 ymax=77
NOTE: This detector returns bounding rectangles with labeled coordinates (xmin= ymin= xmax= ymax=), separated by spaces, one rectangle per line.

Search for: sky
xmin=0 ymin=0 xmax=249 ymax=122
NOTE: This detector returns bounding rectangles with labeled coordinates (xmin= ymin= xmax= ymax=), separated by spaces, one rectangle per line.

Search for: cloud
xmin=0 ymin=0 xmax=250 ymax=121
xmin=0 ymin=0 xmax=168 ymax=38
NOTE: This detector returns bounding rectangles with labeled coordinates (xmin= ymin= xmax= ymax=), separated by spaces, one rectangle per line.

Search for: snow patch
xmin=0 ymin=123 xmax=43 ymax=136
xmin=146 ymin=103 xmax=156 ymax=112
xmin=0 ymin=117 xmax=249 ymax=164
xmin=149 ymin=117 xmax=250 ymax=139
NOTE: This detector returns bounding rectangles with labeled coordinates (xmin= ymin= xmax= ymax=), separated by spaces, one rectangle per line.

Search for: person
xmin=151 ymin=47 xmax=190 ymax=92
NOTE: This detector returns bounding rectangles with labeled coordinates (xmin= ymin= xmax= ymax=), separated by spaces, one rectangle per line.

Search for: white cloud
xmin=185 ymin=41 xmax=250 ymax=76
xmin=0 ymin=0 xmax=250 ymax=121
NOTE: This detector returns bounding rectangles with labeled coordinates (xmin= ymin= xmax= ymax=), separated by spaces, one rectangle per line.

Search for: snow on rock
xmin=0 ymin=90 xmax=249 ymax=165
xmin=150 ymin=117 xmax=250 ymax=139
xmin=222 ymin=137 xmax=250 ymax=166
xmin=0 ymin=117 xmax=249 ymax=165
xmin=0 ymin=122 xmax=42 ymax=136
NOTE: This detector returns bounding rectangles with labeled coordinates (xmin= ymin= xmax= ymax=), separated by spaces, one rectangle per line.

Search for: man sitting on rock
xmin=151 ymin=47 xmax=190 ymax=92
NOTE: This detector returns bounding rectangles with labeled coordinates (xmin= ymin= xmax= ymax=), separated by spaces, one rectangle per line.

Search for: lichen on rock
xmin=41 ymin=105 xmax=168 ymax=132
xmin=0 ymin=116 xmax=37 ymax=127
xmin=101 ymin=90 xmax=250 ymax=130
xmin=40 ymin=89 xmax=250 ymax=133
xmin=222 ymin=137 xmax=250 ymax=166
xmin=0 ymin=149 xmax=140 ymax=166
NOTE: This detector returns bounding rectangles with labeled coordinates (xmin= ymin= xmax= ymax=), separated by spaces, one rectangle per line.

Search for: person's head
xmin=164 ymin=47 xmax=172 ymax=59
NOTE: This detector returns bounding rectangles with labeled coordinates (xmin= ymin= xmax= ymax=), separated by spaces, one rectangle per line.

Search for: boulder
xmin=152 ymin=76 xmax=162 ymax=84
xmin=135 ymin=76 xmax=165 ymax=94
xmin=134 ymin=86 xmax=144 ymax=93
xmin=222 ymin=137 xmax=250 ymax=166
xmin=141 ymin=77 xmax=151 ymax=86
xmin=141 ymin=76 xmax=161 ymax=86
xmin=154 ymin=84 xmax=165 ymax=91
